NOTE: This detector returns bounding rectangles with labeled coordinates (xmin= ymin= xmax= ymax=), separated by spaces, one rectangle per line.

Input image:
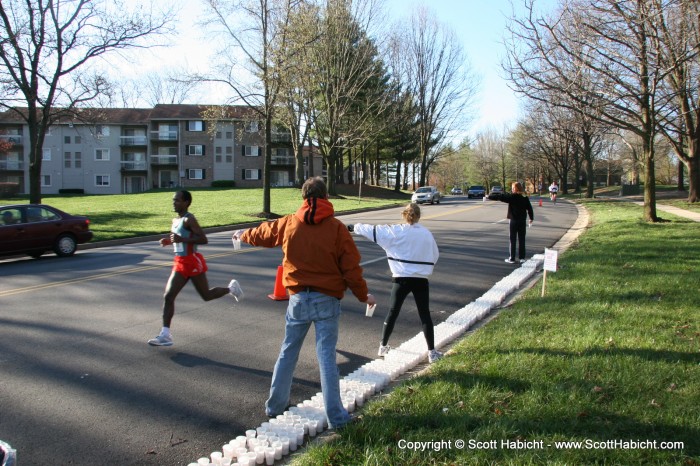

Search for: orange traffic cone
xmin=268 ymin=265 xmax=289 ymax=301
xmin=538 ymin=197 xmax=543 ymax=207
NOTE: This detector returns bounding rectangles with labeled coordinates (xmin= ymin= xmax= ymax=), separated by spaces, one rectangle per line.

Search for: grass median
xmin=292 ymin=199 xmax=699 ymax=465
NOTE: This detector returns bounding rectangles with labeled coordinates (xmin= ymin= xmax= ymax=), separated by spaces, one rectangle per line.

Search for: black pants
xmin=382 ymin=277 xmax=435 ymax=350
xmin=509 ymin=219 xmax=527 ymax=260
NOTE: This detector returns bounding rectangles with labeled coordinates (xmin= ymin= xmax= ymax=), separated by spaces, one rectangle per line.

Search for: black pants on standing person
xmin=382 ymin=277 xmax=435 ymax=350
xmin=509 ymin=219 xmax=527 ymax=262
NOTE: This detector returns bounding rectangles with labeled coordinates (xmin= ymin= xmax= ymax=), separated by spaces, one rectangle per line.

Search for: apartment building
xmin=0 ymin=104 xmax=317 ymax=196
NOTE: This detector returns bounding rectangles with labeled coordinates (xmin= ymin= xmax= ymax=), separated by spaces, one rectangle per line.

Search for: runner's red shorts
xmin=172 ymin=253 xmax=208 ymax=277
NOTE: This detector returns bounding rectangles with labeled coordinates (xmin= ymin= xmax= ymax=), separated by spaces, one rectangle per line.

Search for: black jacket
xmin=488 ymin=192 xmax=534 ymax=223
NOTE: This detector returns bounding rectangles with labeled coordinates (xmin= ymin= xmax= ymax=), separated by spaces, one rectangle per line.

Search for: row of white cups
xmin=188 ymin=254 xmax=545 ymax=466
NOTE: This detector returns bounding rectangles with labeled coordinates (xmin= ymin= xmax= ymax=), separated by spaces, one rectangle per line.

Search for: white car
xmin=411 ymin=186 xmax=441 ymax=204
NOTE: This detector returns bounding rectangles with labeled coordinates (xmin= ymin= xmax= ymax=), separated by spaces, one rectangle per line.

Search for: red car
xmin=0 ymin=204 xmax=93 ymax=258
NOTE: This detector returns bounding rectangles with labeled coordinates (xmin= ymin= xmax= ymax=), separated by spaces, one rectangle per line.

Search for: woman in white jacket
xmin=351 ymin=203 xmax=443 ymax=363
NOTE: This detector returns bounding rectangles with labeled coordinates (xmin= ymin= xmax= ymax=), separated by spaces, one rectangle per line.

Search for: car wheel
xmin=54 ymin=234 xmax=78 ymax=257
xmin=436 ymin=196 xmax=440 ymax=204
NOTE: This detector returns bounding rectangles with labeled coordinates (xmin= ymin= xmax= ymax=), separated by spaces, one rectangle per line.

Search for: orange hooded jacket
xmin=241 ymin=197 xmax=369 ymax=301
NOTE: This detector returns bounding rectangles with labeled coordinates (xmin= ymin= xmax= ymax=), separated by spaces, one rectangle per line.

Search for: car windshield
xmin=416 ymin=187 xmax=431 ymax=193
xmin=470 ymin=186 xmax=484 ymax=190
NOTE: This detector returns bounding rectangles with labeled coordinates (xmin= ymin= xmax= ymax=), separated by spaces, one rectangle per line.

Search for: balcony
xmin=150 ymin=155 xmax=178 ymax=165
xmin=271 ymin=132 xmax=291 ymax=143
xmin=120 ymin=135 xmax=148 ymax=146
xmin=271 ymin=155 xmax=295 ymax=165
xmin=0 ymin=160 xmax=24 ymax=170
xmin=150 ymin=130 xmax=178 ymax=141
xmin=121 ymin=160 xmax=148 ymax=171
xmin=0 ymin=134 xmax=22 ymax=145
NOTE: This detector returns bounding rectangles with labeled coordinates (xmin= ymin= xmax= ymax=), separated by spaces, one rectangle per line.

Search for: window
xmin=226 ymin=131 xmax=233 ymax=139
xmin=95 ymin=125 xmax=110 ymax=136
xmin=243 ymin=145 xmax=260 ymax=156
xmin=75 ymin=152 xmax=82 ymax=168
xmin=245 ymin=121 xmax=259 ymax=132
xmin=272 ymin=148 xmax=289 ymax=157
xmin=187 ymin=120 xmax=205 ymax=131
xmin=95 ymin=149 xmax=110 ymax=161
xmin=95 ymin=175 xmax=110 ymax=187
xmin=64 ymin=136 xmax=71 ymax=144
xmin=75 ymin=136 xmax=81 ymax=144
xmin=41 ymin=175 xmax=51 ymax=187
xmin=64 ymin=152 xmax=71 ymax=168
xmin=243 ymin=169 xmax=261 ymax=180
xmin=187 ymin=169 xmax=205 ymax=180
xmin=216 ymin=131 xmax=222 ymax=139
xmin=42 ymin=148 xmax=51 ymax=161
xmin=187 ymin=144 xmax=204 ymax=156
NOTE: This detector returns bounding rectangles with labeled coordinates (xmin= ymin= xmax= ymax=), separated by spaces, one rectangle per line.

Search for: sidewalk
xmin=596 ymin=190 xmax=700 ymax=222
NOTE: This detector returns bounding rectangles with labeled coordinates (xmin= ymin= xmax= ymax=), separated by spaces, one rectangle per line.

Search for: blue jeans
xmin=265 ymin=291 xmax=350 ymax=429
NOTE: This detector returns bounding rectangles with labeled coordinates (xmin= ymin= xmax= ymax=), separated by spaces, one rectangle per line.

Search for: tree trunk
xmin=263 ymin=114 xmax=272 ymax=215
xmin=687 ymin=156 xmax=699 ymax=202
xmin=677 ymin=160 xmax=684 ymax=192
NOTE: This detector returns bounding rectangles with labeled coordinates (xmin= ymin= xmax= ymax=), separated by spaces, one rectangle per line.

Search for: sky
xmin=129 ymin=0 xmax=556 ymax=140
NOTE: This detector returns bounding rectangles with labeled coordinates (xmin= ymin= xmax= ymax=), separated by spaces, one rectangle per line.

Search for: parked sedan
xmin=450 ymin=187 xmax=463 ymax=195
xmin=0 ymin=204 xmax=93 ymax=258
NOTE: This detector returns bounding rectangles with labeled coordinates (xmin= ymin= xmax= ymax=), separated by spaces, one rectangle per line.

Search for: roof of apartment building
xmin=0 ymin=104 xmax=259 ymax=125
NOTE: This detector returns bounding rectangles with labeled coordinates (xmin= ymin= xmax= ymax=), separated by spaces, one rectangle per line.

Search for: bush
xmin=0 ymin=182 xmax=20 ymax=198
xmin=211 ymin=180 xmax=236 ymax=188
xmin=58 ymin=188 xmax=85 ymax=195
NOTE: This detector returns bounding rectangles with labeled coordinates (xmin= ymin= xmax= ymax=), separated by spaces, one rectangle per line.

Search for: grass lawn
xmin=2 ymin=184 xmax=411 ymax=242
xmin=292 ymin=199 xmax=699 ymax=465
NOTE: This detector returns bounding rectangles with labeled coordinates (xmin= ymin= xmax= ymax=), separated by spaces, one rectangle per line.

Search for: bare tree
xmin=655 ymin=0 xmax=700 ymax=202
xmin=392 ymin=6 xmax=478 ymax=187
xmin=0 ymin=0 xmax=174 ymax=203
xmin=504 ymin=0 xmax=682 ymax=221
xmin=199 ymin=0 xmax=299 ymax=217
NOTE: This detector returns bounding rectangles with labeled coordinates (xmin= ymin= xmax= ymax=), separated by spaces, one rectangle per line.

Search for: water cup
xmin=365 ymin=303 xmax=376 ymax=317
xmin=232 ymin=238 xmax=241 ymax=250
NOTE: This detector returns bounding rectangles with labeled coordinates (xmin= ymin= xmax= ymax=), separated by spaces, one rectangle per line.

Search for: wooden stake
xmin=541 ymin=270 xmax=548 ymax=297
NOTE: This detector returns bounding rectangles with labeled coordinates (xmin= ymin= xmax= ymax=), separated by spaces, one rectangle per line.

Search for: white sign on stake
xmin=544 ymin=248 xmax=558 ymax=272
xmin=541 ymin=248 xmax=558 ymax=297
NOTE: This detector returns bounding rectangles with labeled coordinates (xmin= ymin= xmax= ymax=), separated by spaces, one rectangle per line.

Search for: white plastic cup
xmin=211 ymin=451 xmax=223 ymax=465
xmin=365 ymin=303 xmax=376 ymax=317
xmin=232 ymin=238 xmax=241 ymax=250
xmin=272 ymin=441 xmax=283 ymax=460
xmin=254 ymin=445 xmax=265 ymax=464
xmin=264 ymin=446 xmax=275 ymax=465
xmin=197 ymin=458 xmax=210 ymax=466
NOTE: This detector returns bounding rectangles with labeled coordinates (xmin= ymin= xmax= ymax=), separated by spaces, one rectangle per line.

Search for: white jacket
xmin=353 ymin=223 xmax=439 ymax=278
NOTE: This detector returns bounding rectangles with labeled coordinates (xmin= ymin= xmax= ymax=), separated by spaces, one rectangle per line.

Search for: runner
xmin=148 ymin=190 xmax=243 ymax=346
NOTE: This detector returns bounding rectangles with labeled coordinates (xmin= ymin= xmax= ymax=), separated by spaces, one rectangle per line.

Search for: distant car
xmin=490 ymin=186 xmax=503 ymax=195
xmin=0 ymin=204 xmax=93 ymax=258
xmin=411 ymin=186 xmax=441 ymax=204
xmin=467 ymin=185 xmax=486 ymax=198
xmin=450 ymin=187 xmax=463 ymax=195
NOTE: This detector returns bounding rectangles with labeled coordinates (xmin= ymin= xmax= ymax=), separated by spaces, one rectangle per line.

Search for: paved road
xmin=0 ymin=196 xmax=578 ymax=465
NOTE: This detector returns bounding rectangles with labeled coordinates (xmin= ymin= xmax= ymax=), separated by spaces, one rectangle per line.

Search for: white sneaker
xmin=378 ymin=344 xmax=391 ymax=357
xmin=428 ymin=349 xmax=443 ymax=363
xmin=504 ymin=258 xmax=516 ymax=264
xmin=229 ymin=279 xmax=244 ymax=301
xmin=148 ymin=334 xmax=173 ymax=346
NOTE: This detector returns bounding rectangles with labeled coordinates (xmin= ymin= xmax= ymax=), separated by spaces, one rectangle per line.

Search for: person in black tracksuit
xmin=488 ymin=181 xmax=534 ymax=264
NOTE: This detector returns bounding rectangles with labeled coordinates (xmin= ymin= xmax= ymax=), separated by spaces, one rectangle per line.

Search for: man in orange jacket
xmin=232 ymin=177 xmax=375 ymax=429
